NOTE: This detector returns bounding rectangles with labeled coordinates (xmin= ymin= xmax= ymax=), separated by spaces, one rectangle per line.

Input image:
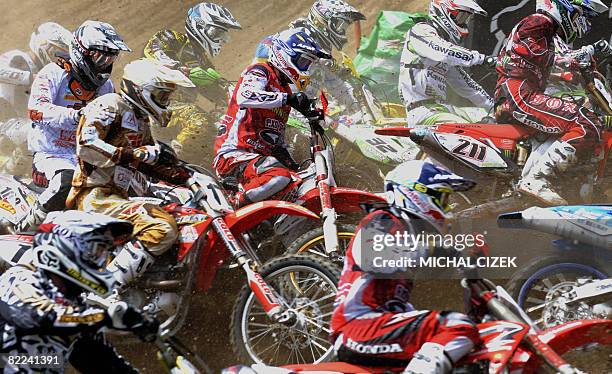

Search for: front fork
xmin=314 ymin=150 xmax=339 ymax=255
xmin=210 ymin=217 xmax=288 ymax=321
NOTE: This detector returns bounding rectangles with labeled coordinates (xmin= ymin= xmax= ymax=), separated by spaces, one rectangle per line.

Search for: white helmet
xmin=536 ymin=0 xmax=608 ymax=43
xmin=70 ymin=20 xmax=131 ymax=90
xmin=429 ymin=0 xmax=487 ymax=43
xmin=121 ymin=59 xmax=195 ymax=127
xmin=305 ymin=0 xmax=365 ymax=52
xmin=185 ymin=2 xmax=242 ymax=60
xmin=29 ymin=22 xmax=72 ymax=66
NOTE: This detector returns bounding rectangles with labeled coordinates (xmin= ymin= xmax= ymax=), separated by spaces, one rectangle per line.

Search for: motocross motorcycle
xmin=375 ymin=44 xmax=612 ymax=217
xmin=499 ymin=205 xmax=611 ymax=330
xmin=0 ymin=161 xmax=341 ymax=367
xmin=225 ymin=93 xmax=385 ymax=262
xmin=285 ymin=54 xmax=419 ymax=185
xmin=224 ymin=265 xmax=612 ymax=374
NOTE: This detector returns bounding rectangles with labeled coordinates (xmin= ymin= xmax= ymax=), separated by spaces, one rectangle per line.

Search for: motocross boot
xmin=517 ymin=140 xmax=577 ymax=206
xmin=15 ymin=202 xmax=48 ymax=233
xmin=403 ymin=342 xmax=452 ymax=374
xmin=107 ymin=240 xmax=155 ymax=287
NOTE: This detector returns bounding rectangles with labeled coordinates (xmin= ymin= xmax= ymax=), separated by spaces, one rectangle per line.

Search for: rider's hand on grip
xmin=483 ymin=55 xmax=497 ymax=68
xmin=133 ymin=144 xmax=161 ymax=165
xmin=287 ymin=92 xmax=311 ymax=115
xmin=594 ymin=40 xmax=612 ymax=57
xmin=107 ymin=301 xmax=159 ymax=342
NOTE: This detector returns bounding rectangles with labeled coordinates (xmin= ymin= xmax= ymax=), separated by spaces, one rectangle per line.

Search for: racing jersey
xmin=213 ymin=63 xmax=292 ymax=167
xmin=254 ymin=34 xmax=361 ymax=113
xmin=330 ymin=208 xmax=429 ymax=339
xmin=0 ymin=264 xmax=107 ymax=372
xmin=0 ymin=49 xmax=39 ymax=119
xmin=495 ymin=14 xmax=557 ymax=94
xmin=73 ymin=93 xmax=155 ymax=195
xmin=399 ymin=22 xmax=492 ymax=111
xmin=27 ymin=63 xmax=113 ymax=156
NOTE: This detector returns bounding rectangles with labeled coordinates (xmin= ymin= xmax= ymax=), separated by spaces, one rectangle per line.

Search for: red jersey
xmin=213 ymin=63 xmax=292 ymax=167
xmin=331 ymin=208 xmax=431 ymax=339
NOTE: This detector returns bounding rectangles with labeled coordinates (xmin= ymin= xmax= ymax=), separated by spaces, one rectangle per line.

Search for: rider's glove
xmin=133 ymin=144 xmax=161 ymax=165
xmin=107 ymin=301 xmax=159 ymax=342
xmin=71 ymin=108 xmax=83 ymax=125
xmin=594 ymin=40 xmax=612 ymax=57
xmin=272 ymin=146 xmax=300 ymax=171
xmin=483 ymin=55 xmax=497 ymax=68
xmin=287 ymin=92 xmax=311 ymax=115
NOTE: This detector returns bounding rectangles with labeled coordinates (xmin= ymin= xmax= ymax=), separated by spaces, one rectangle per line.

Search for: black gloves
xmin=287 ymin=92 xmax=311 ymax=115
xmin=483 ymin=55 xmax=497 ymax=68
xmin=107 ymin=302 xmax=160 ymax=342
xmin=272 ymin=146 xmax=300 ymax=171
xmin=594 ymin=40 xmax=612 ymax=57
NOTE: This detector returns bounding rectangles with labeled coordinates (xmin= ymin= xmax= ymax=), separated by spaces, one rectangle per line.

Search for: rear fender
xmin=299 ymin=187 xmax=386 ymax=214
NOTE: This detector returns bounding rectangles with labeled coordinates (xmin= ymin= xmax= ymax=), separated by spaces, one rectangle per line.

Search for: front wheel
xmin=506 ymin=254 xmax=609 ymax=328
xmin=230 ymin=253 xmax=340 ymax=366
xmin=286 ymin=224 xmax=357 ymax=264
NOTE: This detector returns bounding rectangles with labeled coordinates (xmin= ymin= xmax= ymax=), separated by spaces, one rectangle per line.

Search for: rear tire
xmin=230 ymin=253 xmax=340 ymax=366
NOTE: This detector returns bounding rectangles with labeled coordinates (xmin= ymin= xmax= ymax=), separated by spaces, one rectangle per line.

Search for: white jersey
xmin=0 ymin=49 xmax=39 ymax=118
xmin=27 ymin=63 xmax=114 ymax=157
xmin=305 ymin=59 xmax=360 ymax=114
xmin=399 ymin=23 xmax=492 ymax=112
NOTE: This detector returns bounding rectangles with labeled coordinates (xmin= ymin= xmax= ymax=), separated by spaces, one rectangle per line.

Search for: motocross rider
xmin=17 ymin=21 xmax=130 ymax=233
xmin=253 ymin=0 xmax=366 ymax=116
xmin=0 ymin=22 xmax=72 ymax=174
xmin=214 ymin=28 xmax=331 ymax=207
xmin=495 ymin=0 xmax=609 ymax=205
xmin=0 ymin=211 xmax=157 ymax=373
xmin=399 ymin=0 xmax=495 ymax=127
xmin=69 ymin=59 xmax=194 ymax=286
xmin=144 ymin=2 xmax=241 ymax=159
xmin=331 ymin=160 xmax=480 ymax=374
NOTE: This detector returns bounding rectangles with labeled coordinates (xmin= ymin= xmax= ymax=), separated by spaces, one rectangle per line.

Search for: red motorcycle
xmin=375 ymin=62 xmax=612 ymax=216
xmin=225 ymin=93 xmax=385 ymax=260
xmin=0 ymin=162 xmax=341 ymax=367
xmin=225 ymin=266 xmax=612 ymax=373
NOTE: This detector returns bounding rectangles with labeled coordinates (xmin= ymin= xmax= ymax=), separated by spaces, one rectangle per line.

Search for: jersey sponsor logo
xmin=241 ymin=90 xmax=279 ymax=103
xmin=345 ymin=338 xmax=403 ymax=354
xmin=59 ymin=313 xmax=105 ymax=324
xmin=29 ymin=110 xmax=43 ymax=122
xmin=512 ymin=111 xmax=561 ymax=133
xmin=264 ymin=118 xmax=283 ymax=131
xmin=121 ymin=111 xmax=138 ymax=131
xmin=545 ymin=97 xmax=563 ymax=110
xmin=259 ymin=129 xmax=281 ymax=145
xmin=427 ymin=41 xmax=472 ymax=62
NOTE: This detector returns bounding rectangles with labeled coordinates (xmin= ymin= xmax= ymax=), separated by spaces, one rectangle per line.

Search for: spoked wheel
xmin=286 ymin=224 xmax=356 ymax=265
xmin=230 ymin=253 xmax=340 ymax=366
xmin=506 ymin=255 xmax=609 ymax=328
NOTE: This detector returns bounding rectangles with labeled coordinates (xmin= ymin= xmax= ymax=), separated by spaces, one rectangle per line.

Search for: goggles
xmin=151 ymin=87 xmax=174 ymax=108
xmin=81 ymin=237 xmax=114 ymax=268
xmin=293 ymin=53 xmax=317 ymax=72
xmin=408 ymin=182 xmax=453 ymax=212
xmin=330 ymin=17 xmax=351 ymax=35
xmin=89 ymin=49 xmax=119 ymax=70
xmin=204 ymin=25 xmax=230 ymax=44
xmin=451 ymin=10 xmax=474 ymax=28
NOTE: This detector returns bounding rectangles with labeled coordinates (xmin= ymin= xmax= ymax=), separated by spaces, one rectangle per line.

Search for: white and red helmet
xmin=429 ymin=0 xmax=487 ymax=43
xmin=268 ymin=28 xmax=332 ymax=91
